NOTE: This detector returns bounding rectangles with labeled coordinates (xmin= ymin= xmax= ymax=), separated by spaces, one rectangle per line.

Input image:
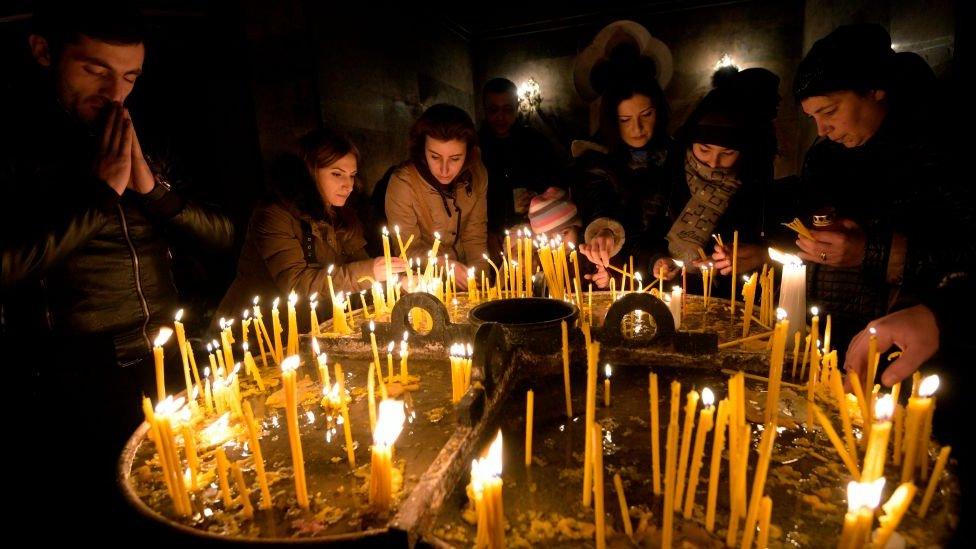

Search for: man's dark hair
xmin=482 ymin=78 xmax=517 ymax=100
xmin=32 ymin=0 xmax=146 ymax=58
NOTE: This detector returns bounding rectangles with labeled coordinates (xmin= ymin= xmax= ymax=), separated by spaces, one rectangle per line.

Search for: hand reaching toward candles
xmin=795 ymin=218 xmax=866 ymax=267
xmin=712 ymin=243 xmax=765 ymax=275
xmin=579 ymin=228 xmax=617 ymax=267
xmin=653 ymin=258 xmax=681 ymax=281
xmin=584 ymin=264 xmax=610 ymax=289
xmin=372 ymin=256 xmax=407 ymax=281
xmin=844 ymin=304 xmax=939 ymax=388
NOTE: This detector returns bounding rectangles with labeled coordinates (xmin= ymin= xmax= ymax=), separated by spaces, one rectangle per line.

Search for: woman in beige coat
xmin=219 ymin=129 xmax=405 ymax=326
xmin=385 ymin=104 xmax=488 ymax=289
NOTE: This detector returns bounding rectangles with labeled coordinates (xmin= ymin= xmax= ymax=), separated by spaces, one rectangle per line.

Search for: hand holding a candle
xmin=651 ymin=258 xmax=681 ymax=281
xmin=711 ymin=243 xmax=765 ymax=275
xmin=844 ymin=304 xmax=939 ymax=387
xmin=372 ymin=256 xmax=407 ymax=281
xmin=795 ymin=218 xmax=866 ymax=267
xmin=583 ymin=264 xmax=610 ymax=289
xmin=578 ymin=228 xmax=617 ymax=267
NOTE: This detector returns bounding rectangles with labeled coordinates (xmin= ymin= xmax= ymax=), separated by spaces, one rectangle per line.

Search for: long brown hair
xmin=408 ymin=104 xmax=478 ymax=188
xmin=271 ymin=128 xmax=360 ymax=226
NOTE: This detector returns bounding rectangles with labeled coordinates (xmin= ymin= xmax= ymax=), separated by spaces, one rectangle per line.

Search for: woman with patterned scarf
xmin=385 ymin=104 xmax=488 ymax=289
xmin=652 ymin=66 xmax=781 ymax=288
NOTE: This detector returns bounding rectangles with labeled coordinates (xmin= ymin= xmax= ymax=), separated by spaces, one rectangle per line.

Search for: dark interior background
xmin=0 ymin=0 xmax=962 ymax=300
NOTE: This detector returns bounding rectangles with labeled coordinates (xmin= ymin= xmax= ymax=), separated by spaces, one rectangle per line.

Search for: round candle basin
xmin=468 ymin=298 xmax=577 ymax=353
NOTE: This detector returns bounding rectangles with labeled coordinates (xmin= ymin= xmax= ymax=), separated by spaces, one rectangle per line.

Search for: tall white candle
xmin=769 ymin=247 xmax=806 ymax=340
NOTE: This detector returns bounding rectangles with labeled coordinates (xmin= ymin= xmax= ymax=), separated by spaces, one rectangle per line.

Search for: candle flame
xmin=211 ymin=339 xmax=220 ymax=349
xmin=604 ymin=364 xmax=611 ymax=378
xmin=154 ymin=327 xmax=174 ymax=347
xmin=672 ymin=286 xmax=682 ymax=295
xmin=312 ymin=338 xmax=321 ymax=356
xmin=218 ymin=317 xmax=226 ymax=329
xmin=243 ymin=309 xmax=250 ymax=319
xmin=468 ymin=266 xmax=475 ymax=278
xmin=242 ymin=342 xmax=249 ymax=352
xmin=776 ymin=307 xmax=788 ymax=321
xmin=328 ymin=264 xmax=335 ymax=275
xmin=253 ymin=296 xmax=260 ymax=305
xmin=272 ymin=297 xmax=280 ymax=308
xmin=204 ymin=367 xmax=210 ymax=378
xmin=288 ymin=291 xmax=298 ymax=306
xmin=635 ymin=272 xmax=643 ymax=282
xmin=403 ymin=330 xmax=409 ymax=342
xmin=846 ymin=478 xmax=886 ymax=512
xmin=919 ymin=375 xmax=940 ymax=398
xmin=869 ymin=326 xmax=876 ymax=335
xmin=485 ymin=430 xmax=504 ymax=477
xmin=394 ymin=225 xmax=400 ymax=234
xmin=400 ymin=339 xmax=408 ymax=354
xmin=743 ymin=275 xmax=751 ymax=283
xmin=382 ymin=226 xmax=389 ymax=236
xmin=225 ymin=318 xmax=234 ymax=327
xmin=281 ymin=355 xmax=300 ymax=373
xmin=310 ymin=292 xmax=318 ymax=302
xmin=810 ymin=306 xmax=819 ymax=316
xmin=702 ymin=387 xmax=715 ymax=406
xmin=673 ymin=259 xmax=684 ymax=268
xmin=433 ymin=231 xmax=441 ymax=240
xmin=206 ymin=343 xmax=213 ymax=353
xmin=175 ymin=308 xmax=184 ymax=322
xmin=874 ymin=394 xmax=894 ymax=421
xmin=369 ymin=320 xmax=375 ymax=333
xmin=466 ymin=343 xmax=473 ymax=357
xmin=768 ymin=247 xmax=804 ymax=266
xmin=388 ymin=341 xmax=395 ymax=353
xmin=201 ymin=413 xmax=232 ymax=446
xmin=373 ymin=399 xmax=406 ymax=446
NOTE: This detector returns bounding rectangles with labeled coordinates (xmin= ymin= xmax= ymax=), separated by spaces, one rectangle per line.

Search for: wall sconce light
xmin=714 ymin=53 xmax=738 ymax=71
xmin=517 ymin=78 xmax=542 ymax=115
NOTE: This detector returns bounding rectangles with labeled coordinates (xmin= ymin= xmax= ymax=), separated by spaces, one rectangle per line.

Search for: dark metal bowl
xmin=467 ymin=298 xmax=578 ymax=354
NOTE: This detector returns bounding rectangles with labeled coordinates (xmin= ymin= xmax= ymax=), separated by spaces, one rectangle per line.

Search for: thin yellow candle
xmin=730 ymin=230 xmax=738 ymax=320
xmin=650 ymin=372 xmax=662 ymax=495
xmin=312 ymin=337 xmax=329 ymax=387
xmin=809 ymin=306 xmax=821 ymax=375
xmin=252 ymin=297 xmax=273 ymax=367
xmin=173 ymin=309 xmax=193 ymax=400
xmin=766 ymin=308 xmax=790 ymax=424
xmin=683 ymin=387 xmax=715 ymax=518
xmin=309 ymin=293 xmax=320 ymax=336
xmin=281 ymin=355 xmax=309 ymax=508
xmin=525 ymin=390 xmax=534 ymax=467
xmin=271 ymin=297 xmax=283 ymax=363
xmin=471 ymin=430 xmax=505 ymax=549
xmin=739 ymin=420 xmax=778 ymax=549
xmin=592 ymin=422 xmax=606 ymax=549
xmin=230 ymin=461 xmax=254 ymax=519
xmin=181 ymin=424 xmax=199 ymax=490
xmin=386 ymin=341 xmax=395 ymax=384
xmin=918 ymin=445 xmax=952 ymax=518
xmin=399 ymin=336 xmax=409 ymax=384
xmin=561 ymin=320 xmax=573 ymax=418
xmin=824 ymin=313 xmax=833 ymax=355
xmin=673 ymin=389 xmax=699 ymax=510
xmin=612 ymin=473 xmax=634 ymax=539
xmin=369 ymin=399 xmax=405 ymax=512
xmin=705 ymin=399 xmax=729 ymax=531
xmin=215 ymin=445 xmax=234 ymax=508
xmin=828 ymin=366 xmax=859 ymax=463
xmin=242 ymin=343 xmax=265 ymax=391
xmin=335 ymin=363 xmax=356 ymax=467
xmin=367 ymin=360 xmax=377 ymax=433
xmin=603 ymin=364 xmax=611 ymax=407
xmin=756 ymin=496 xmax=772 ymax=549
xmin=790 ymin=330 xmax=801 ymax=379
xmin=153 ymin=328 xmax=174 ymax=402
xmin=813 ymin=404 xmax=861 ymax=478
xmin=663 ymin=387 xmax=679 ymax=549
xmin=285 ymin=291 xmax=298 ymax=357
xmin=862 ymin=394 xmax=894 ymax=482
xmin=382 ymin=226 xmax=394 ymax=308
xmin=875 ymin=482 xmax=917 ymax=548
xmin=582 ymin=340 xmax=600 ymax=507
xmin=902 ymin=375 xmax=938 ymax=483
xmin=242 ymin=401 xmax=273 ymax=509
xmin=741 ymin=273 xmax=758 ymax=337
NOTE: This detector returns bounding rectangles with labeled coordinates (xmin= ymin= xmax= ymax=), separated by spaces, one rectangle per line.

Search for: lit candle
xmin=662 ymin=381 xmax=681 ymax=549
xmin=902 ymin=374 xmax=939 ymax=483
xmin=150 ymin=397 xmax=192 ymax=515
xmin=369 ymin=399 xmax=406 ymax=511
xmin=382 ymin=226 xmax=394 ymax=308
xmin=673 ymin=389 xmax=699 ymax=511
xmin=467 ymin=267 xmax=478 ymax=303
xmin=810 ymin=306 xmax=821 ymax=376
xmin=766 ymin=308 xmax=790 ymax=423
xmin=280 ymin=355 xmax=309 ymax=508
xmin=312 ymin=337 xmax=329 ymax=387
xmin=309 ymin=293 xmax=320 ymax=337
xmin=367 ymin=360 xmax=377 ymax=433
xmin=582 ymin=340 xmax=600 ymax=507
xmin=271 ymin=298 xmax=283 ymax=364
xmin=862 ymin=394 xmax=894 ymax=482
xmin=839 ymin=478 xmax=885 ymax=549
xmin=393 ymin=224 xmax=405 ymax=258
xmin=180 ymin=424 xmax=199 ymax=490
xmin=769 ymin=247 xmax=806 ymax=341
xmin=219 ymin=318 xmax=236 ymax=373
xmin=471 ymin=430 xmax=504 ymax=549
xmin=603 ymin=364 xmax=612 ymax=407
xmin=153 ymin=328 xmax=174 ymax=402
xmin=683 ymin=387 xmax=715 ymax=518
xmin=669 ymin=286 xmax=683 ymax=328
xmin=332 ymin=291 xmax=351 ymax=334
xmin=524 ymin=390 xmax=534 ymax=467
xmin=285 ymin=291 xmax=298 ymax=357
xmin=824 ymin=313 xmax=833 ymax=355
xmin=252 ymin=297 xmax=272 ymax=366
xmin=215 ymin=444 xmax=234 ymax=509
xmin=705 ymin=398 xmax=729 ymax=531
xmin=399 ymin=334 xmax=410 ymax=384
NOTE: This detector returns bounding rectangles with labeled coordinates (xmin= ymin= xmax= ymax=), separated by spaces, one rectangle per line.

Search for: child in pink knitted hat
xmin=528 ymin=187 xmax=609 ymax=288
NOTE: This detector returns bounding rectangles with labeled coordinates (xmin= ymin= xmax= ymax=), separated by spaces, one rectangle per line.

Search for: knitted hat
xmin=794 ymin=23 xmax=896 ymax=100
xmin=528 ymin=187 xmax=581 ymax=235
xmin=679 ymin=66 xmax=780 ymax=151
